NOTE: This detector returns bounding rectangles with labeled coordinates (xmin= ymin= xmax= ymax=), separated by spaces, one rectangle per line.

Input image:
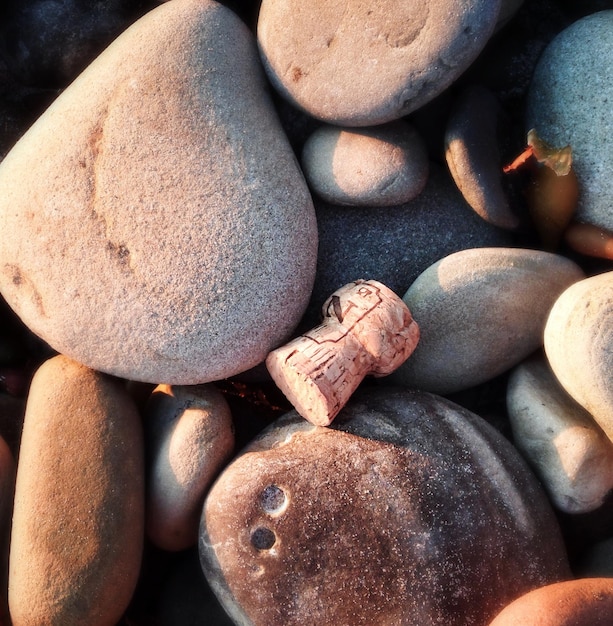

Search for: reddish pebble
xmin=564 ymin=222 xmax=613 ymax=260
xmin=489 ymin=578 xmax=613 ymax=625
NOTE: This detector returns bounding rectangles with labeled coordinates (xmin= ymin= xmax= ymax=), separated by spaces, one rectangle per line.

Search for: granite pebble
xmin=145 ymin=384 xmax=234 ymax=552
xmin=301 ymin=121 xmax=429 ymax=206
xmin=0 ymin=0 xmax=318 ymax=385
xmin=390 ymin=247 xmax=584 ymax=395
xmin=200 ymin=388 xmax=570 ymax=626
xmin=507 ymin=354 xmax=613 ymax=514
xmin=257 ymin=0 xmax=502 ymax=125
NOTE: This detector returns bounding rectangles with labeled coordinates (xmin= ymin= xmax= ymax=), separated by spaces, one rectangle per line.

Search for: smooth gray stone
xmin=389 ymin=247 xmax=584 ymax=395
xmin=257 ymin=0 xmax=502 ymax=126
xmin=507 ymin=354 xmax=613 ymax=514
xmin=199 ymin=388 xmax=570 ymax=626
xmin=0 ymin=0 xmax=318 ymax=385
xmin=526 ymin=11 xmax=613 ymax=231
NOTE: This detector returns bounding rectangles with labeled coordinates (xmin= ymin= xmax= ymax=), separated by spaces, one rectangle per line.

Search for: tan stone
xmin=145 ymin=384 xmax=234 ymax=552
xmin=8 ymin=355 xmax=144 ymax=626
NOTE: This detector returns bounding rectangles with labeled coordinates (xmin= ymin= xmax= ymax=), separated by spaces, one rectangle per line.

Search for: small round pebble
xmin=200 ymin=388 xmax=569 ymax=626
xmin=301 ymin=121 xmax=428 ymax=206
xmin=257 ymin=0 xmax=502 ymax=125
xmin=145 ymin=383 xmax=234 ymax=552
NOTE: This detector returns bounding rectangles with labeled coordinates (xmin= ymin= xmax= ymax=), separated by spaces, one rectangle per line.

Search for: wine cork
xmin=266 ymin=280 xmax=419 ymax=426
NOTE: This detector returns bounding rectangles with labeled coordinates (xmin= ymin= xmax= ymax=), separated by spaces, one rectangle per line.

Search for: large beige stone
xmin=0 ymin=0 xmax=317 ymax=385
xmin=8 ymin=355 xmax=144 ymax=626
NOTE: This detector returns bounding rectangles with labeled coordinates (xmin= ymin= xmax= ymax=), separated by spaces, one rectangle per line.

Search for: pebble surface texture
xmin=199 ymin=388 xmax=570 ymax=626
xmin=526 ymin=11 xmax=613 ymax=231
xmin=488 ymin=578 xmax=613 ymax=626
xmin=0 ymin=0 xmax=318 ymax=385
xmin=145 ymin=383 xmax=234 ymax=552
xmin=301 ymin=121 xmax=429 ymax=206
xmin=8 ymin=355 xmax=144 ymax=626
xmin=389 ymin=247 xmax=584 ymax=395
xmin=257 ymin=0 xmax=502 ymax=126
xmin=544 ymin=271 xmax=613 ymax=444
xmin=507 ymin=354 xmax=613 ymax=514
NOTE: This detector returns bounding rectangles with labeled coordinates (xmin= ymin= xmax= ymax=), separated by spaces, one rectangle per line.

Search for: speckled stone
xmin=488 ymin=578 xmax=613 ymax=626
xmin=145 ymin=383 xmax=234 ymax=552
xmin=303 ymin=164 xmax=511 ymax=327
xmin=544 ymin=271 xmax=613 ymax=444
xmin=507 ymin=354 xmax=613 ymax=514
xmin=389 ymin=247 xmax=584 ymax=395
xmin=301 ymin=121 xmax=428 ymax=206
xmin=526 ymin=11 xmax=613 ymax=231
xmin=200 ymin=388 xmax=570 ymax=626
xmin=8 ymin=354 xmax=144 ymax=626
xmin=0 ymin=0 xmax=317 ymax=385
xmin=257 ymin=0 xmax=502 ymax=126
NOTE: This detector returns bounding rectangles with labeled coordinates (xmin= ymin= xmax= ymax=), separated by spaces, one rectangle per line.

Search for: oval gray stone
xmin=507 ymin=354 xmax=613 ymax=514
xmin=526 ymin=11 xmax=613 ymax=230
xmin=389 ymin=247 xmax=584 ymax=394
xmin=257 ymin=0 xmax=502 ymax=126
xmin=199 ymin=388 xmax=570 ymax=626
xmin=301 ymin=121 xmax=429 ymax=206
xmin=544 ymin=271 xmax=613 ymax=443
xmin=0 ymin=0 xmax=318 ymax=385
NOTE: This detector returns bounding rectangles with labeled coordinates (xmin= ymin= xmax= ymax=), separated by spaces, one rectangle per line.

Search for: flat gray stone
xmin=526 ymin=11 xmax=613 ymax=231
xmin=199 ymin=388 xmax=570 ymax=626
xmin=389 ymin=247 xmax=584 ymax=394
xmin=0 ymin=0 xmax=317 ymax=385
xmin=257 ymin=0 xmax=502 ymax=125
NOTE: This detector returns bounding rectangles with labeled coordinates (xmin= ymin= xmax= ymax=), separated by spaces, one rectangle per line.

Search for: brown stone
xmin=200 ymin=388 xmax=570 ymax=626
xmin=8 ymin=355 xmax=144 ymax=626
xmin=488 ymin=578 xmax=613 ymax=625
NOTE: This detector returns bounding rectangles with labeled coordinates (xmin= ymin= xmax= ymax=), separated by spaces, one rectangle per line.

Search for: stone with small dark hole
xmin=199 ymin=388 xmax=570 ymax=626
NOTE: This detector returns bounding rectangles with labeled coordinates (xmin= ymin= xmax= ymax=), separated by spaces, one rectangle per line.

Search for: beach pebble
xmin=301 ymin=121 xmax=428 ymax=206
xmin=145 ymin=384 xmax=234 ymax=552
xmin=8 ymin=354 xmax=144 ymax=625
xmin=488 ymin=578 xmax=613 ymax=626
xmin=507 ymin=354 xmax=613 ymax=514
xmin=304 ymin=164 xmax=511 ymax=327
xmin=389 ymin=247 xmax=584 ymax=395
xmin=445 ymin=85 xmax=518 ymax=229
xmin=0 ymin=0 xmax=317 ymax=385
xmin=526 ymin=11 xmax=613 ymax=231
xmin=545 ymin=271 xmax=613 ymax=444
xmin=257 ymin=0 xmax=502 ymax=126
xmin=200 ymin=388 xmax=570 ymax=626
